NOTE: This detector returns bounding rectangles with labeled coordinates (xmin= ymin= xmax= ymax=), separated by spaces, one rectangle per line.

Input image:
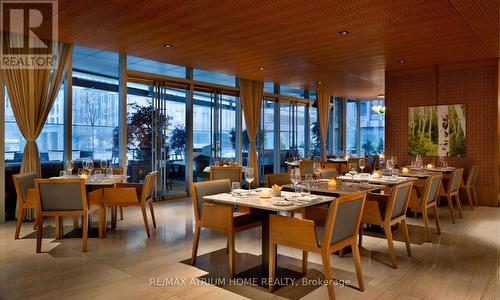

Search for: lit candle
xmin=328 ymin=179 xmax=337 ymax=188
xmin=402 ymin=167 xmax=409 ymax=173
xmin=259 ymin=190 xmax=271 ymax=198
xmin=80 ymin=174 xmax=88 ymax=179
xmin=426 ymin=163 xmax=434 ymax=169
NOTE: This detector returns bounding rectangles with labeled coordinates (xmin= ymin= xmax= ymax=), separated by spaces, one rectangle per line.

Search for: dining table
xmin=338 ymin=174 xmax=417 ymax=187
xmin=282 ymin=180 xmax=384 ymax=196
xmin=204 ymin=190 xmax=335 ymax=288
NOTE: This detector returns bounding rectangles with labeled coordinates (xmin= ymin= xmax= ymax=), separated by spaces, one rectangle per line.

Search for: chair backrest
xmin=386 ymin=181 xmax=413 ymax=220
xmin=265 ymin=173 xmax=292 ymax=187
xmin=319 ymin=168 xmax=337 ymax=179
xmin=466 ymin=165 xmax=478 ymax=186
xmin=448 ymin=168 xmax=464 ymax=193
xmin=299 ymin=160 xmax=314 ymax=176
xmin=322 ymin=192 xmax=366 ymax=246
xmin=140 ymin=171 xmax=157 ymax=203
xmin=191 ymin=179 xmax=231 ymax=221
xmin=112 ymin=167 xmax=124 ymax=175
xmin=210 ymin=166 xmax=242 ymax=184
xmin=422 ymin=173 xmax=442 ymax=205
xmin=13 ymin=172 xmax=36 ymax=203
xmin=35 ymin=179 xmax=87 ymax=212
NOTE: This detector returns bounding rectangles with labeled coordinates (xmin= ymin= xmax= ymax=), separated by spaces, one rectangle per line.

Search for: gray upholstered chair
xmin=319 ymin=168 xmax=337 ymax=179
xmin=265 ymin=172 xmax=291 ymax=187
xmin=268 ymin=192 xmax=367 ymax=299
xmin=191 ymin=179 xmax=262 ymax=277
xmin=209 ymin=166 xmax=242 ymax=184
xmin=12 ymin=173 xmax=38 ymax=239
xmin=103 ymin=171 xmax=157 ymax=238
xmin=361 ymin=181 xmax=413 ymax=268
xmin=34 ymin=178 xmax=105 ymax=253
xmin=440 ymin=168 xmax=464 ymax=223
xmin=408 ymin=173 xmax=442 ymax=241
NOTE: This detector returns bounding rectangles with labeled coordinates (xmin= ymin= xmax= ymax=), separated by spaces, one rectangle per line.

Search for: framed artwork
xmin=408 ymin=104 xmax=466 ymax=157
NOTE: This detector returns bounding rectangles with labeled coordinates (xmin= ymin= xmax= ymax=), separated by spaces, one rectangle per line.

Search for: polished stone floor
xmin=0 ymin=198 xmax=499 ymax=300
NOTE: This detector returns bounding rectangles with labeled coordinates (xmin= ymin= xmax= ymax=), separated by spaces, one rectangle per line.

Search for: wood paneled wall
xmin=385 ymin=59 xmax=499 ymax=206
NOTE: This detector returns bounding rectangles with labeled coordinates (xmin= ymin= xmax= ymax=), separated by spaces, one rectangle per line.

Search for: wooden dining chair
xmin=13 ymin=173 xmax=38 ymax=239
xmin=102 ymin=171 xmax=157 ymax=238
xmin=408 ymin=174 xmax=442 ymax=241
xmin=361 ymin=181 xmax=413 ymax=268
xmin=34 ymin=178 xmax=105 ymax=253
xmin=269 ymin=192 xmax=367 ymax=299
xmin=460 ymin=165 xmax=478 ymax=208
xmin=299 ymin=159 xmax=314 ymax=176
xmin=210 ymin=166 xmax=242 ymax=184
xmin=191 ymin=179 xmax=262 ymax=278
xmin=319 ymin=168 xmax=337 ymax=179
xmin=265 ymin=172 xmax=291 ymax=187
xmin=439 ymin=168 xmax=464 ymax=223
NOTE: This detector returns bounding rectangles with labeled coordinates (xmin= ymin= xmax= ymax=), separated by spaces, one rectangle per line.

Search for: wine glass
xmin=83 ymin=158 xmax=88 ymax=172
xmin=87 ymin=159 xmax=94 ymax=176
xmin=358 ymin=158 xmax=366 ymax=174
xmin=313 ymin=162 xmax=321 ymax=179
xmin=415 ymin=154 xmax=422 ymax=169
xmin=290 ymin=168 xmax=301 ymax=196
xmin=100 ymin=159 xmax=108 ymax=170
xmin=245 ymin=167 xmax=255 ymax=190
xmin=386 ymin=158 xmax=394 ymax=176
xmin=231 ymin=182 xmax=241 ymax=197
xmin=66 ymin=160 xmax=73 ymax=176
xmin=348 ymin=163 xmax=357 ymax=180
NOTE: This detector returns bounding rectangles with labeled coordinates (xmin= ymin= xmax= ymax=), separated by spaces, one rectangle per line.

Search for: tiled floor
xmin=0 ymin=198 xmax=499 ymax=300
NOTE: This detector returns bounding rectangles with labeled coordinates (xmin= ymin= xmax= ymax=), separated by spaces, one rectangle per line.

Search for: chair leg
xmin=422 ymin=208 xmax=432 ymax=242
xmin=466 ymin=187 xmax=474 ymax=210
xmin=302 ymin=250 xmax=308 ymax=274
xmin=82 ymin=214 xmax=88 ymax=252
xmin=148 ymin=201 xmax=157 ymax=228
xmin=454 ymin=193 xmax=463 ymax=219
xmin=472 ymin=186 xmax=478 ymax=206
xmin=401 ymin=220 xmax=412 ymax=257
xmin=321 ymin=251 xmax=336 ymax=300
xmin=432 ymin=205 xmax=441 ymax=234
xmin=140 ymin=205 xmax=151 ymax=238
xmin=15 ymin=207 xmax=25 ymax=239
xmin=119 ymin=207 xmax=124 ymax=220
xmin=384 ymin=225 xmax=398 ymax=269
xmin=36 ymin=217 xmax=44 ymax=253
xmin=111 ymin=206 xmax=117 ymax=229
xmin=99 ymin=206 xmax=106 ymax=239
xmin=228 ymin=231 xmax=235 ymax=278
xmin=33 ymin=218 xmax=38 ymax=230
xmin=269 ymin=243 xmax=277 ymax=292
xmin=445 ymin=195 xmax=456 ymax=224
xmin=191 ymin=225 xmax=201 ymax=265
xmin=55 ymin=216 xmax=63 ymax=239
xmin=352 ymin=243 xmax=365 ymax=291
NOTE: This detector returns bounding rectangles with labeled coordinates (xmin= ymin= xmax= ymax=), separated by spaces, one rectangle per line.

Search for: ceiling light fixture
xmin=398 ymin=59 xmax=406 ymax=63
xmin=163 ymin=44 xmax=173 ymax=48
xmin=258 ymin=67 xmax=265 ymax=71
xmin=338 ymin=30 xmax=350 ymax=36
xmin=317 ymin=81 xmax=322 ymax=85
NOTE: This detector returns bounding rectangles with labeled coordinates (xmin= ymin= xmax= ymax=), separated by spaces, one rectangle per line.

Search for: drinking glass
xmin=301 ymin=181 xmax=311 ymax=197
xmin=87 ymin=159 xmax=94 ymax=176
xmin=245 ymin=167 xmax=255 ymax=190
xmin=386 ymin=158 xmax=394 ymax=176
xmin=106 ymin=168 xmax=113 ymax=178
xmin=313 ymin=162 xmax=321 ymax=179
xmin=59 ymin=170 xmax=66 ymax=177
xmin=66 ymin=160 xmax=74 ymax=176
xmin=415 ymin=154 xmax=422 ymax=169
xmin=358 ymin=158 xmax=366 ymax=174
xmin=83 ymin=158 xmax=88 ymax=172
xmin=100 ymin=159 xmax=108 ymax=170
xmin=348 ymin=163 xmax=357 ymax=180
xmin=290 ymin=168 xmax=301 ymax=195
xmin=231 ymin=182 xmax=241 ymax=197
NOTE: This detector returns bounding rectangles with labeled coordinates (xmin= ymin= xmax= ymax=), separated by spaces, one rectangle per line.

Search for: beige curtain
xmin=240 ymin=79 xmax=264 ymax=187
xmin=2 ymin=33 xmax=72 ymax=176
xmin=317 ymin=90 xmax=331 ymax=161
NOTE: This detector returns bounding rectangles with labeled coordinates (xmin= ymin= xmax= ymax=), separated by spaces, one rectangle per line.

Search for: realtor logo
xmin=1 ymin=0 xmax=58 ymax=69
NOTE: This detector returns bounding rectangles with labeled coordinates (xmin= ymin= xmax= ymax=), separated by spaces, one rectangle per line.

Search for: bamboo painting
xmin=408 ymin=104 xmax=466 ymax=157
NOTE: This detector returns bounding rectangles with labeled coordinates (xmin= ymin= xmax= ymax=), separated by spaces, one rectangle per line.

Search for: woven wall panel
xmin=385 ymin=60 xmax=499 ymax=205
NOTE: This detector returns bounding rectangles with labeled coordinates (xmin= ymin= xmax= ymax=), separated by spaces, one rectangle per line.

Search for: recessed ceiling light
xmin=399 ymin=59 xmax=406 ymax=63
xmin=258 ymin=67 xmax=265 ymax=71
xmin=163 ymin=43 xmax=173 ymax=48
xmin=317 ymin=81 xmax=323 ymax=85
xmin=338 ymin=30 xmax=350 ymax=36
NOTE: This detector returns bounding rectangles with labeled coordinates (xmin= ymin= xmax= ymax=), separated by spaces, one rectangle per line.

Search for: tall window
xmin=346 ymin=100 xmax=359 ymax=156
xmin=4 ymin=87 xmax=65 ymax=162
xmin=259 ymin=100 xmax=275 ymax=181
xmin=309 ymin=106 xmax=320 ymax=157
xmin=279 ymin=102 xmax=306 ymax=171
xmin=127 ymin=56 xmax=186 ymax=78
xmin=280 ymin=85 xmax=305 ymax=98
xmin=360 ymin=99 xmax=385 ymax=155
xmin=72 ymin=46 xmax=119 ymax=161
xmin=332 ymin=97 xmax=343 ymax=156
xmin=193 ymin=69 xmax=236 ymax=87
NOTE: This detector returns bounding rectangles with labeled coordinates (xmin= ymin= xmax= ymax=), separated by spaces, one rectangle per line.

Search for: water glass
xmin=301 ymin=181 xmax=311 ymax=197
xmin=106 ymin=168 xmax=113 ymax=178
xmin=95 ymin=169 xmax=102 ymax=177
xmin=59 ymin=170 xmax=66 ymax=177
xmin=66 ymin=160 xmax=73 ymax=176
xmin=231 ymin=182 xmax=241 ymax=197
xmin=100 ymin=159 xmax=108 ymax=170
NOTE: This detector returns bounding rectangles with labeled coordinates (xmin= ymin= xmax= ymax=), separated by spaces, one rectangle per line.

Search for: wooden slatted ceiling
xmin=5 ymin=0 xmax=499 ymax=98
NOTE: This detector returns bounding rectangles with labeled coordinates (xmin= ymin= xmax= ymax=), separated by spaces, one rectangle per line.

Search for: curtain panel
xmin=239 ymin=79 xmax=263 ymax=187
xmin=1 ymin=33 xmax=72 ymax=176
xmin=317 ymin=91 xmax=330 ymax=161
